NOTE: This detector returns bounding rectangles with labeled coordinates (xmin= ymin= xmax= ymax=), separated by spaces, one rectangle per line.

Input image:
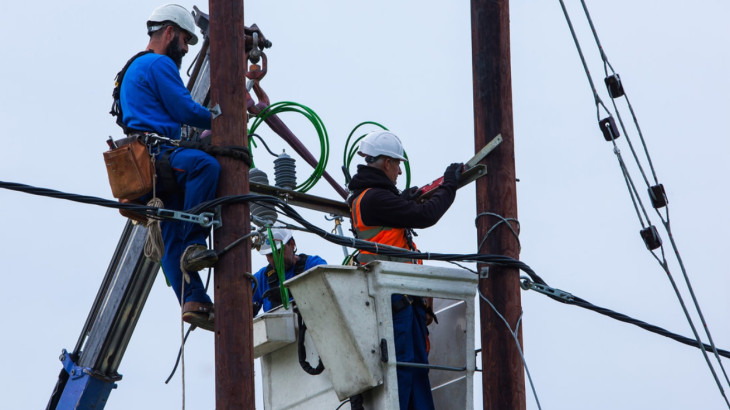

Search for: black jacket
xmin=347 ymin=165 xmax=457 ymax=229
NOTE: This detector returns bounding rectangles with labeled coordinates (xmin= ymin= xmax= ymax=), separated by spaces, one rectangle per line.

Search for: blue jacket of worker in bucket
xmin=252 ymin=255 xmax=328 ymax=315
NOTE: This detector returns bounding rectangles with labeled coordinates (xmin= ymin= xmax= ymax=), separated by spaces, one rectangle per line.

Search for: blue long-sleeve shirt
xmin=120 ymin=52 xmax=210 ymax=139
xmin=252 ymin=255 xmax=327 ymax=316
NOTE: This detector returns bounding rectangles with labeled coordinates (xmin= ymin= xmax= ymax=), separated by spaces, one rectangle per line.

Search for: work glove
xmin=400 ymin=186 xmax=420 ymax=201
xmin=443 ymin=162 xmax=464 ymax=187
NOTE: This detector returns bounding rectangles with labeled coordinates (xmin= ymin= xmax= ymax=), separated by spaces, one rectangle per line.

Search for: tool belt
xmin=104 ymin=131 xmax=253 ymax=202
xmin=103 ymin=136 xmax=154 ymax=200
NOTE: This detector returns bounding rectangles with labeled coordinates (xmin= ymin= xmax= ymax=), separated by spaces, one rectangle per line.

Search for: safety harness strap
xmin=110 ymin=50 xmax=154 ymax=134
xmin=128 ymin=135 xmax=253 ymax=198
xmin=155 ymin=148 xmax=180 ymax=196
xmin=184 ymin=141 xmax=252 ymax=167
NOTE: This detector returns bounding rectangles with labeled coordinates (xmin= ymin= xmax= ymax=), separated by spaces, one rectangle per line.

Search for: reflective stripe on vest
xmin=351 ymin=188 xmax=417 ymax=264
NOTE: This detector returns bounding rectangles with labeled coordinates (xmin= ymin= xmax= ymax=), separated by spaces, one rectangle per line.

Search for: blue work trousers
xmin=393 ymin=295 xmax=434 ymax=410
xmin=157 ymin=147 xmax=220 ymax=305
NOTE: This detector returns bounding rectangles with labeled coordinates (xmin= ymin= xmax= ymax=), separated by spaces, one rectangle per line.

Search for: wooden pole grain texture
xmin=470 ymin=0 xmax=526 ymax=408
xmin=209 ymin=0 xmax=254 ymax=408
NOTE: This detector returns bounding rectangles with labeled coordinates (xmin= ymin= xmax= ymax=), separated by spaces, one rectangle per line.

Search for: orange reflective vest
xmin=350 ymin=188 xmax=420 ymax=264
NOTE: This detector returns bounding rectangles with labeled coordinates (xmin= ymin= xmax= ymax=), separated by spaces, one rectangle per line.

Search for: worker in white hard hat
xmin=113 ymin=4 xmax=219 ymax=331
xmin=251 ymin=228 xmax=327 ymax=315
xmin=347 ymin=130 xmax=463 ymax=410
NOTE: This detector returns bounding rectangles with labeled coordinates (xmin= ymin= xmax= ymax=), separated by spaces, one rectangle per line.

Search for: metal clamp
xmin=157 ymin=209 xmax=221 ymax=228
xmin=209 ymin=103 xmax=222 ymax=119
xmin=325 ymin=214 xmax=349 ymax=258
xmin=520 ymin=276 xmax=574 ymax=303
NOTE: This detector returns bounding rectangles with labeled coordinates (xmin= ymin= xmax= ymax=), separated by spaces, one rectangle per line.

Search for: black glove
xmin=443 ymin=163 xmax=463 ymax=186
xmin=400 ymin=186 xmax=420 ymax=201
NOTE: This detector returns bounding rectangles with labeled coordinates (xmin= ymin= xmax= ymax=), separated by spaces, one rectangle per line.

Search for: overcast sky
xmin=1 ymin=1 xmax=729 ymax=409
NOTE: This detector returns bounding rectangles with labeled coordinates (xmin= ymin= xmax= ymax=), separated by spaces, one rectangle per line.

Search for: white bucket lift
xmin=253 ymin=261 xmax=477 ymax=409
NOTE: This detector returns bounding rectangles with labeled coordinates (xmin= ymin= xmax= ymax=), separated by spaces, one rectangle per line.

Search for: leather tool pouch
xmin=103 ymin=137 xmax=153 ymax=200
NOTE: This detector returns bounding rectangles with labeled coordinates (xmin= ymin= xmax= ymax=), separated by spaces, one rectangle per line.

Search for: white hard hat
xmin=147 ymin=4 xmax=199 ymax=45
xmin=259 ymin=228 xmax=293 ymax=255
xmin=357 ymin=131 xmax=407 ymax=162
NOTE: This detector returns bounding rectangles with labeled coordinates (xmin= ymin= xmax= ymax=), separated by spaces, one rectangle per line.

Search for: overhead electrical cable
xmin=579 ymin=0 xmax=730 ymax=393
xmin=2 ymin=180 xmax=729 ymax=371
xmin=479 ymin=289 xmax=542 ymax=410
xmin=558 ymin=1 xmax=730 ymax=405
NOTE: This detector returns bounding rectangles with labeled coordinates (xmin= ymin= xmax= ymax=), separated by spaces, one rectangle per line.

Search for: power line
xmin=557 ymin=2 xmax=730 ymax=405
xmin=2 ymin=179 xmax=729 ymax=383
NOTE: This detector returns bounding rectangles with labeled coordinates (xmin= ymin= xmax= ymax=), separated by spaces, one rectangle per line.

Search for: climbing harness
xmin=109 ymin=50 xmax=154 ymax=134
xmin=109 ymin=132 xmax=252 ymax=202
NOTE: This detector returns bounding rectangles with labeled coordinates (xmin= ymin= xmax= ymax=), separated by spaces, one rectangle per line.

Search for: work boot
xmin=182 ymin=301 xmax=214 ymax=332
xmin=181 ymin=244 xmax=218 ymax=272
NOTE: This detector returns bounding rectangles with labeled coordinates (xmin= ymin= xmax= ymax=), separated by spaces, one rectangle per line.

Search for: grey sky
xmin=0 ymin=1 xmax=728 ymax=409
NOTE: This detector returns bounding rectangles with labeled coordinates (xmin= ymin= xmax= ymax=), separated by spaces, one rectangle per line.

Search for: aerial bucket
xmin=285 ymin=264 xmax=382 ymax=399
xmin=286 ymin=261 xmax=478 ymax=407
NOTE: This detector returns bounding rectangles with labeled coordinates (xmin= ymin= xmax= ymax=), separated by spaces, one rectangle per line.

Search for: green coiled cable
xmin=249 ymin=101 xmax=330 ymax=193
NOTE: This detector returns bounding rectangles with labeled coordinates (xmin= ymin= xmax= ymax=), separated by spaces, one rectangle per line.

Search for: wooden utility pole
xmin=470 ymin=0 xmax=526 ymax=409
xmin=209 ymin=0 xmax=254 ymax=408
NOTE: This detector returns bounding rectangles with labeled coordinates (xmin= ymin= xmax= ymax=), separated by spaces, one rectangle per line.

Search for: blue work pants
xmin=392 ymin=295 xmax=434 ymax=410
xmin=158 ymin=147 xmax=220 ymax=305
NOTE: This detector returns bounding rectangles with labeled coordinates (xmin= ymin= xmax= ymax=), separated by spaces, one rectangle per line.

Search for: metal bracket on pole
xmin=210 ymin=103 xmax=222 ymax=119
xmin=325 ymin=214 xmax=349 ymax=258
xmin=520 ymin=277 xmax=574 ymax=303
xmin=157 ymin=209 xmax=221 ymax=228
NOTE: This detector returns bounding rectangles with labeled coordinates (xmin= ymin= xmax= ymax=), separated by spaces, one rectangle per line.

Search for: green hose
xmin=343 ymin=121 xmax=411 ymax=189
xmin=249 ymin=101 xmax=330 ymax=193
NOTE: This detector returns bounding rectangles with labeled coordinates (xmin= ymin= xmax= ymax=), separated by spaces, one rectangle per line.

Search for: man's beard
xmin=165 ymin=33 xmax=185 ymax=69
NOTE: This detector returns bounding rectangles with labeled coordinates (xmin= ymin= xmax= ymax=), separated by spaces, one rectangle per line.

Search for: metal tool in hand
xmin=417 ymin=134 xmax=503 ymax=200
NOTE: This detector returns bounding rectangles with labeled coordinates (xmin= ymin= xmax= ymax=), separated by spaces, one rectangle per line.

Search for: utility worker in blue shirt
xmin=251 ymin=228 xmax=327 ymax=315
xmin=119 ymin=4 xmax=219 ymax=331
